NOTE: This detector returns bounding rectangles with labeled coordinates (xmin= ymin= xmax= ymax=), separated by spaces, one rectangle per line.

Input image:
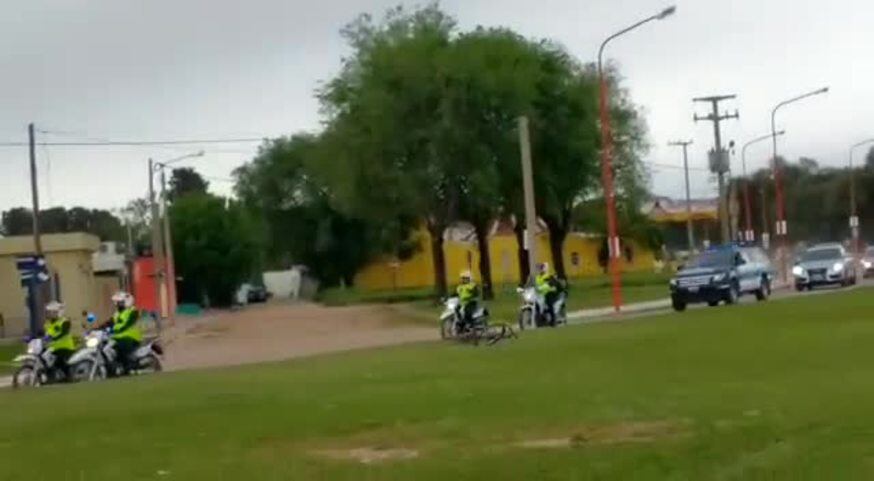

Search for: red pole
xmin=599 ymin=75 xmax=623 ymax=312
xmin=743 ymin=180 xmax=753 ymax=239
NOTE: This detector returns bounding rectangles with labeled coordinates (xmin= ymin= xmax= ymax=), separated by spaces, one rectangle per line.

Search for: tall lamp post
xmin=598 ymin=5 xmax=676 ymax=312
xmin=849 ymin=138 xmax=874 ymax=257
xmin=770 ymin=87 xmax=829 ymax=282
xmin=741 ymin=130 xmax=785 ymax=242
xmin=152 ymin=150 xmax=205 ymax=322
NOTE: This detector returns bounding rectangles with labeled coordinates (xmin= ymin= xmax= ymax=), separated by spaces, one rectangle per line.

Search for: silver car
xmin=792 ymin=243 xmax=858 ymax=291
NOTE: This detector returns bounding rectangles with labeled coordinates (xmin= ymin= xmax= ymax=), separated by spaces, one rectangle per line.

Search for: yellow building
xmin=0 ymin=233 xmax=101 ymax=338
xmin=354 ymin=223 xmax=657 ymax=291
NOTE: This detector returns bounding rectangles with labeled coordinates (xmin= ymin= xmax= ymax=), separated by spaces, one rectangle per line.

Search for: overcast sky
xmin=0 ymin=0 xmax=871 ymax=213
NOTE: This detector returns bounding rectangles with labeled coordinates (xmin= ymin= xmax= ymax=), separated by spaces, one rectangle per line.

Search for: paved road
xmin=569 ymin=278 xmax=873 ymax=325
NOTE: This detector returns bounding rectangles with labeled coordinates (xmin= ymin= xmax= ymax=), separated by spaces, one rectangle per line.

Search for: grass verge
xmin=3 ymin=287 xmax=870 ymax=479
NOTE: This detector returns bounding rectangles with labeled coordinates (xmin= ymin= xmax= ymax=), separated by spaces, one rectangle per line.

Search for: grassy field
xmin=3 ymin=288 xmax=874 ymax=479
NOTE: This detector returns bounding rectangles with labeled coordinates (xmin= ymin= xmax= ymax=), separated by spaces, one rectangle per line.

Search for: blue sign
xmin=16 ymin=255 xmax=49 ymax=287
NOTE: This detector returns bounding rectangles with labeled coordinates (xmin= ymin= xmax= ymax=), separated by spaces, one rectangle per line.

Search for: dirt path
xmin=162 ymin=302 xmax=437 ymax=372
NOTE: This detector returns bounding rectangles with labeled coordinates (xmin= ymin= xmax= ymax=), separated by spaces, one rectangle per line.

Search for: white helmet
xmin=111 ymin=291 xmax=134 ymax=309
xmin=45 ymin=301 xmax=64 ymax=318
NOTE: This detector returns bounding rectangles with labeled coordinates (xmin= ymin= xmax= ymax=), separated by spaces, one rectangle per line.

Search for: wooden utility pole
xmin=518 ymin=116 xmax=538 ymax=282
xmin=668 ymin=140 xmax=695 ymax=251
xmin=28 ymin=123 xmax=43 ymax=256
xmin=148 ymin=159 xmax=165 ymax=319
xmin=693 ymin=95 xmax=739 ymax=244
xmin=160 ymin=168 xmax=176 ymax=321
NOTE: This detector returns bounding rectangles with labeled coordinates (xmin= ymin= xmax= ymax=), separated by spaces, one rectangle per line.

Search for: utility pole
xmin=693 ymin=95 xmax=739 ymax=244
xmin=148 ymin=159 xmax=165 ymax=320
xmin=160 ymin=168 xmax=176 ymax=322
xmin=668 ymin=140 xmax=695 ymax=251
xmin=759 ymin=184 xmax=770 ymax=250
xmin=27 ymin=123 xmax=45 ymax=334
xmin=518 ymin=117 xmax=538 ymax=282
xmin=28 ymin=124 xmax=43 ymax=256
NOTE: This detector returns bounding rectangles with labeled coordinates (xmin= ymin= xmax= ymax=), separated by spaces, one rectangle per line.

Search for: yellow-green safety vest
xmin=44 ymin=317 xmax=75 ymax=352
xmin=112 ymin=307 xmax=142 ymax=343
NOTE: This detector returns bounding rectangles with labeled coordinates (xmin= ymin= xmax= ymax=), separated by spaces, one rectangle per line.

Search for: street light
xmin=597 ymin=5 xmax=676 ymax=313
xmin=770 ymin=86 xmax=829 ymax=282
xmin=149 ymin=150 xmax=206 ymax=324
xmin=741 ymin=130 xmax=785 ymax=242
xmin=849 ymin=138 xmax=874 ymax=256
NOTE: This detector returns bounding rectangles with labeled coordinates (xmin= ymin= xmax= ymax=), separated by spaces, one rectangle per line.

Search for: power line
xmin=0 ymin=137 xmax=266 ymax=147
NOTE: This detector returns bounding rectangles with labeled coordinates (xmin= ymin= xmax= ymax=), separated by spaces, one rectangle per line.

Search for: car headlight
xmin=86 ymin=336 xmax=100 ymax=348
xmin=792 ymin=266 xmax=805 ymax=277
xmin=711 ymin=273 xmax=727 ymax=283
xmin=669 ymin=278 xmax=678 ymax=287
xmin=832 ymin=262 xmax=844 ymax=273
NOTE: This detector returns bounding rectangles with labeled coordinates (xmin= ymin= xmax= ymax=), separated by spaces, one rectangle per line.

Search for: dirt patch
xmin=163 ymin=301 xmax=437 ymax=372
xmin=312 ymin=447 xmax=419 ymax=465
xmin=517 ymin=419 xmax=690 ymax=449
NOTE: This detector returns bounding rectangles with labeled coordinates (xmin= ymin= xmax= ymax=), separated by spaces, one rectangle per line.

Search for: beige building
xmin=0 ymin=233 xmax=101 ymax=338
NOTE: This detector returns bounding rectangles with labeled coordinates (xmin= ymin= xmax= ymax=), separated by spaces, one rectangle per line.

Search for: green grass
xmin=3 ymin=288 xmax=874 ymax=479
xmin=0 ymin=342 xmax=21 ymax=375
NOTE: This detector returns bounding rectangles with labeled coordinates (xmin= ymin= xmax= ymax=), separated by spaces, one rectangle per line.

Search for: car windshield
xmin=686 ymin=250 xmax=734 ymax=269
xmin=800 ymin=248 xmax=842 ymax=262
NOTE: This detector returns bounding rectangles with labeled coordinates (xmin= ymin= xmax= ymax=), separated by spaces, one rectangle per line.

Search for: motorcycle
xmin=439 ymin=296 xmax=490 ymax=340
xmin=69 ymin=329 xmax=163 ymax=382
xmin=517 ymin=287 xmax=567 ymax=330
xmin=12 ymin=337 xmax=71 ymax=388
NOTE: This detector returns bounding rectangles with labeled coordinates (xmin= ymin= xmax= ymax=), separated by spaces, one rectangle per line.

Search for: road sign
xmin=775 ymin=220 xmax=788 ymax=236
xmin=16 ymin=255 xmax=49 ymax=287
xmin=850 ymin=216 xmax=860 ymax=228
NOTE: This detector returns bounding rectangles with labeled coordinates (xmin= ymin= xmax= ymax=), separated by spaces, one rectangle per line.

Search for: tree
xmin=234 ymin=135 xmax=412 ymax=287
xmin=170 ymin=194 xmax=259 ymax=306
xmin=866 ymin=146 xmax=874 ymax=171
xmin=0 ymin=206 xmax=125 ymax=242
xmin=316 ymin=4 xmax=459 ymax=296
xmin=169 ymin=167 xmax=209 ymax=201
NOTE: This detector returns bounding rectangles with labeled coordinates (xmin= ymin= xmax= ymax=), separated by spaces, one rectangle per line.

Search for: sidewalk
xmin=567 ymin=298 xmax=671 ymax=323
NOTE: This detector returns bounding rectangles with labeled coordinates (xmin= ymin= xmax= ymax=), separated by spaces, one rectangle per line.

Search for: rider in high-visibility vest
xmin=535 ymin=263 xmax=562 ymax=324
xmin=456 ymin=270 xmax=480 ymax=330
xmin=43 ymin=301 xmax=74 ymax=380
xmin=107 ymin=291 xmax=142 ymax=369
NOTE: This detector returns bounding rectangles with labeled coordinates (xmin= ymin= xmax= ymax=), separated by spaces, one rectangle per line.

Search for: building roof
xmin=642 ymin=196 xmax=719 ymax=223
xmin=0 ymin=232 xmax=101 ymax=256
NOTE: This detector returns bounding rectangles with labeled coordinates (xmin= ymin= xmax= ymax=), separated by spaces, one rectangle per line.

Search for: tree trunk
xmin=473 ymin=220 xmax=494 ymax=300
xmin=428 ymin=221 xmax=448 ymax=298
xmin=514 ymin=220 xmax=530 ymax=285
xmin=544 ymin=218 xmax=568 ymax=280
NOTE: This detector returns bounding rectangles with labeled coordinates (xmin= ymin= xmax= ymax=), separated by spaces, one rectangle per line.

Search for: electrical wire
xmin=0 ymin=137 xmax=266 ymax=147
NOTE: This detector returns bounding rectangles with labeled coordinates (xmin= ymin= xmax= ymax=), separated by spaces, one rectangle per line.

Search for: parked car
xmin=792 ymin=243 xmax=857 ymax=290
xmin=862 ymin=246 xmax=874 ymax=278
xmin=670 ymin=245 xmax=774 ymax=312
xmin=247 ymin=285 xmax=269 ymax=303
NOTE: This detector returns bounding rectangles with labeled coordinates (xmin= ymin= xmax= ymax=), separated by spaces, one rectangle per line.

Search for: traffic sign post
xmin=16 ymin=255 xmax=50 ymax=336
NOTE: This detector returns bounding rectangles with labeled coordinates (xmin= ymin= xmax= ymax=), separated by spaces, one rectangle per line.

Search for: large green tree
xmin=169 ymin=194 xmax=259 ymax=306
xmin=0 ymin=206 xmax=125 ymax=242
xmin=169 ymin=167 xmax=210 ymax=201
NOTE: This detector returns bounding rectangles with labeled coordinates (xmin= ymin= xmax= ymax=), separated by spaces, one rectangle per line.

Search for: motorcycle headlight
xmin=832 ymin=262 xmax=844 ymax=273
xmin=792 ymin=266 xmax=805 ymax=277
xmin=669 ymin=278 xmax=678 ymax=287
xmin=863 ymin=260 xmax=872 ymax=269
xmin=523 ymin=291 xmax=538 ymax=303
xmin=86 ymin=336 xmax=100 ymax=348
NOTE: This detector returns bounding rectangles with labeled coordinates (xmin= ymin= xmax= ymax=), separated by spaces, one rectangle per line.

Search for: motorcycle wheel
xmin=138 ymin=354 xmax=163 ymax=374
xmin=73 ymin=360 xmax=107 ymax=382
xmin=12 ymin=365 xmax=41 ymax=389
xmin=518 ymin=310 xmax=535 ymax=331
xmin=440 ymin=318 xmax=456 ymax=340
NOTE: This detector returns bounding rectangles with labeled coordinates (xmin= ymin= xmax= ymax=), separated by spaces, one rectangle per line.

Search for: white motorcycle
xmin=12 ymin=337 xmax=71 ymax=388
xmin=69 ymin=329 xmax=163 ymax=381
xmin=439 ymin=296 xmax=490 ymax=340
xmin=517 ymin=287 xmax=567 ymax=330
